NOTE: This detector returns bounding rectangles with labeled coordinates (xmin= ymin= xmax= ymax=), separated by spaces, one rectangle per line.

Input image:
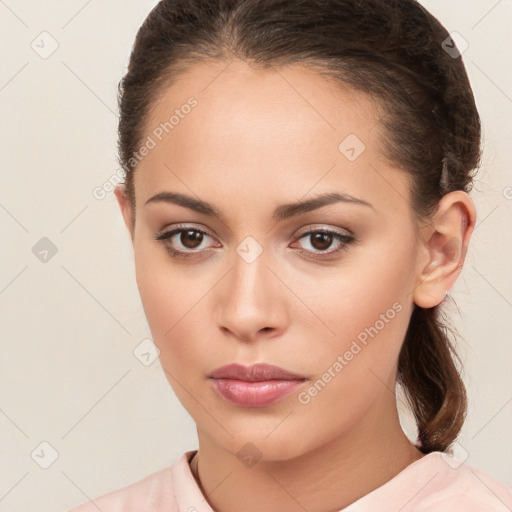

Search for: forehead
xmin=134 ymin=58 xmax=411 ymax=222
xmin=144 ymin=58 xmax=379 ymax=145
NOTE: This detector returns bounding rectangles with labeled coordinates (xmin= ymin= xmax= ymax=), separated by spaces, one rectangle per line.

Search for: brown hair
xmin=117 ymin=0 xmax=481 ymax=454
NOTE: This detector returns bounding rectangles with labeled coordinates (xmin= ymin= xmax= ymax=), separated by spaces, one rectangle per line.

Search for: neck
xmin=189 ymin=397 xmax=424 ymax=512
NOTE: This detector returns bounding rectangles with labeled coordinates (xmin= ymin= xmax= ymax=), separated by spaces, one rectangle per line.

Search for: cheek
xmin=133 ymin=249 xmax=212 ymax=377
xmin=135 ymin=266 xmax=210 ymax=414
xmin=292 ymin=278 xmax=410 ymax=432
xmin=291 ymin=245 xmax=416 ymax=379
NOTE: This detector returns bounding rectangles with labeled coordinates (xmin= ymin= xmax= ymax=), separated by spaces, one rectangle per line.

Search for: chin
xmin=206 ymin=424 xmax=315 ymax=464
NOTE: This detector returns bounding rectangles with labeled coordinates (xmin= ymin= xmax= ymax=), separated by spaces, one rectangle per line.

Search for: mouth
xmin=208 ymin=363 xmax=306 ymax=407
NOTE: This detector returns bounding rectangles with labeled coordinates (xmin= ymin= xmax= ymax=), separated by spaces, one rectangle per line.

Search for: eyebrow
xmin=144 ymin=191 xmax=374 ymax=221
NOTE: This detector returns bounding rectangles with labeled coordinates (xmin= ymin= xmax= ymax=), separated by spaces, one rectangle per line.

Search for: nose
xmin=216 ymin=246 xmax=288 ymax=343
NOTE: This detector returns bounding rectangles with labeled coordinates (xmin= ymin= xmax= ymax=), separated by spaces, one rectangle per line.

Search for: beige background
xmin=0 ymin=1 xmax=511 ymax=511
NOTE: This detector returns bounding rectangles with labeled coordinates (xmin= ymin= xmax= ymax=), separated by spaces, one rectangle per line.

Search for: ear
xmin=413 ymin=191 xmax=476 ymax=308
xmin=114 ymin=184 xmax=135 ymax=242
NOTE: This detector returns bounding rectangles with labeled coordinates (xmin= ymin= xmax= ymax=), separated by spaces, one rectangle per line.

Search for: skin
xmin=114 ymin=58 xmax=476 ymax=512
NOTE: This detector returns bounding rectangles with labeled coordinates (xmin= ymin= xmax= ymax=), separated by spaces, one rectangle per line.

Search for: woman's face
xmin=117 ymin=59 xmax=427 ymax=460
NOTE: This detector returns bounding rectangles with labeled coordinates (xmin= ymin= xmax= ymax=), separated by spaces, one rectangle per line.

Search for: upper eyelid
xmin=157 ymin=224 xmax=216 ymax=240
xmin=158 ymin=222 xmax=352 ymax=237
xmin=294 ymin=224 xmax=353 ymax=237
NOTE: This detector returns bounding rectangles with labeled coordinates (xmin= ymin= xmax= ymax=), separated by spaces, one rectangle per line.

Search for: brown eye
xmin=309 ymin=232 xmax=334 ymax=251
xmin=155 ymin=226 xmax=217 ymax=259
xmin=294 ymin=229 xmax=356 ymax=257
xmin=180 ymin=229 xmax=204 ymax=249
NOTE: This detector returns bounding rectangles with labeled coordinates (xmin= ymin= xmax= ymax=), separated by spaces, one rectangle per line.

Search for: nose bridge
xmin=230 ymin=238 xmax=273 ymax=309
xmin=216 ymin=237 xmax=283 ymax=339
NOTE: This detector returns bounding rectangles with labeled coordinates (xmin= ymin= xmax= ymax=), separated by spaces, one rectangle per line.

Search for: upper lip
xmin=209 ymin=363 xmax=305 ymax=381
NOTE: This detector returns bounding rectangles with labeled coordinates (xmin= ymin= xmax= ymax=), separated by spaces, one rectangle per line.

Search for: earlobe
xmin=114 ymin=185 xmax=135 ymax=241
xmin=413 ymin=191 xmax=476 ymax=309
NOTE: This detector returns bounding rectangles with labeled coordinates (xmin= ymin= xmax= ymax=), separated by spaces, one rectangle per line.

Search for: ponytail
xmin=397 ymin=304 xmax=467 ymax=453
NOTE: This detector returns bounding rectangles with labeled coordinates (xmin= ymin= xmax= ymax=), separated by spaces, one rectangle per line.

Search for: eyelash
xmin=154 ymin=225 xmax=356 ymax=261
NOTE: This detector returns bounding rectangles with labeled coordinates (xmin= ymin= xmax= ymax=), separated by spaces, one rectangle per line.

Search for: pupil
xmin=181 ymin=230 xmax=203 ymax=249
xmin=311 ymin=232 xmax=332 ymax=251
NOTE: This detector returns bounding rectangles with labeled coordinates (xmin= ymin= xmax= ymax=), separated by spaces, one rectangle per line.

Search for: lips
xmin=208 ymin=363 xmax=306 ymax=407
xmin=209 ymin=363 xmax=305 ymax=381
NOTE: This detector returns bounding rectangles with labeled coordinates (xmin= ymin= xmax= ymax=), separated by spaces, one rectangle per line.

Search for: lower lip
xmin=210 ymin=378 xmax=306 ymax=407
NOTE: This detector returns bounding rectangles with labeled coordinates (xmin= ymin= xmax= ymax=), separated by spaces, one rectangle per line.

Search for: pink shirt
xmin=67 ymin=449 xmax=512 ymax=511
